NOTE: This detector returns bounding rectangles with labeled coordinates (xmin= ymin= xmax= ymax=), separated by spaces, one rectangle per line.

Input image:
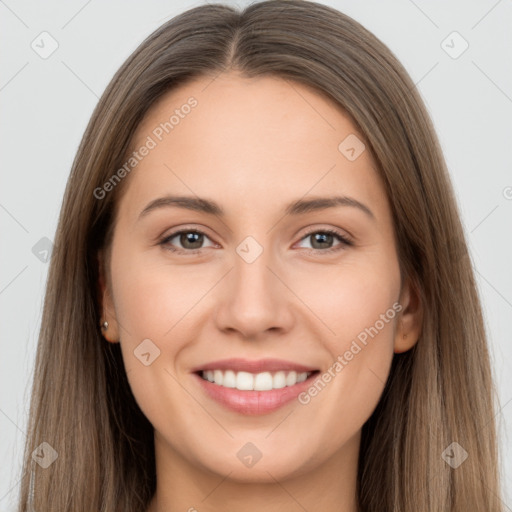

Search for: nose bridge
xmin=214 ymin=234 xmax=293 ymax=338
xmin=232 ymin=236 xmax=279 ymax=307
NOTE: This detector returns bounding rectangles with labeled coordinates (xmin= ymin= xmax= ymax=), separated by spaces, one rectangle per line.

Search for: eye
xmin=159 ymin=227 xmax=352 ymax=255
xmin=295 ymin=228 xmax=352 ymax=254
xmin=159 ymin=229 xmax=216 ymax=254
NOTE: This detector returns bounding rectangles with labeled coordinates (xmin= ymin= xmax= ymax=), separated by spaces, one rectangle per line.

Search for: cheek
xmin=111 ymin=249 xmax=212 ymax=342
xmin=292 ymin=250 xmax=400 ymax=349
xmin=109 ymin=248 xmax=221 ymax=410
xmin=109 ymin=250 xmax=208 ymax=426
xmin=295 ymin=258 xmax=400 ymax=437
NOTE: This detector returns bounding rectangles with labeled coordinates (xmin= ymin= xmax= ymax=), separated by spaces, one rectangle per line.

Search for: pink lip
xmin=190 ymin=357 xmax=318 ymax=374
xmin=192 ymin=373 xmax=318 ymax=415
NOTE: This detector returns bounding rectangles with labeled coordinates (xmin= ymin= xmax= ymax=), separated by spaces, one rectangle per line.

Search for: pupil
xmin=312 ymin=233 xmax=332 ymax=249
xmin=181 ymin=232 xmax=202 ymax=249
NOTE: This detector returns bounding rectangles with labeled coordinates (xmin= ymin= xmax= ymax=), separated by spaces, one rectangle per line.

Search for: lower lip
xmin=193 ymin=372 xmax=319 ymax=415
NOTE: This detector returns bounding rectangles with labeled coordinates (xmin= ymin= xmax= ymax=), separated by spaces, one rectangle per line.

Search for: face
xmin=100 ymin=71 xmax=420 ymax=483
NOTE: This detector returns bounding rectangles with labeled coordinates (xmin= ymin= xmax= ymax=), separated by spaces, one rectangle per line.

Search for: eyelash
xmin=158 ymin=227 xmax=353 ymax=256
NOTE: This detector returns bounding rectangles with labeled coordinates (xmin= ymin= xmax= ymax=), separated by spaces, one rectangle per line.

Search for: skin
xmin=99 ymin=71 xmax=422 ymax=512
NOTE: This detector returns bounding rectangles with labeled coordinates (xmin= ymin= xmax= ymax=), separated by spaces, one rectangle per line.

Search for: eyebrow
xmin=138 ymin=194 xmax=375 ymax=221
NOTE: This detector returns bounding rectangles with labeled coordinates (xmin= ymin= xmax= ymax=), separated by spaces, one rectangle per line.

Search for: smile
xmin=200 ymin=369 xmax=313 ymax=390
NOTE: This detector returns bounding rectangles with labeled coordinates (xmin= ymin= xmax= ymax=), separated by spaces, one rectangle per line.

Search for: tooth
xmin=286 ymin=371 xmax=297 ymax=386
xmin=213 ymin=369 xmax=224 ymax=386
xmin=296 ymin=372 xmax=307 ymax=383
xmin=272 ymin=371 xmax=286 ymax=389
xmin=236 ymin=371 xmax=254 ymax=390
xmin=202 ymin=369 xmax=313 ymax=389
xmin=223 ymin=370 xmax=236 ymax=388
xmin=254 ymin=372 xmax=273 ymax=391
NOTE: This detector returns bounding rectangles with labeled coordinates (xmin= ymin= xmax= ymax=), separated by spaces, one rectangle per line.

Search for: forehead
xmin=121 ymin=72 xmax=388 ymax=224
xmin=133 ymin=71 xmax=363 ymax=158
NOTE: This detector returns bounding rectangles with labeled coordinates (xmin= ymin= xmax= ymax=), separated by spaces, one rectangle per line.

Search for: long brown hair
xmin=17 ymin=1 xmax=503 ymax=510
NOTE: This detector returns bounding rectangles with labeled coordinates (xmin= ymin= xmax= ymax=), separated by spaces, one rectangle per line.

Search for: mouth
xmin=191 ymin=359 xmax=321 ymax=415
xmin=196 ymin=369 xmax=317 ymax=390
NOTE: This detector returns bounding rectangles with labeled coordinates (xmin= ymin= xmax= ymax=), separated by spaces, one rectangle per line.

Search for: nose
xmin=213 ymin=246 xmax=295 ymax=341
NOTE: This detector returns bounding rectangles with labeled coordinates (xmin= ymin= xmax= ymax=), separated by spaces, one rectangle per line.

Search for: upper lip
xmin=191 ymin=358 xmax=319 ymax=374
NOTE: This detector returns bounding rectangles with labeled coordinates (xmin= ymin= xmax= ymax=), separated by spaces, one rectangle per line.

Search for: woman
xmin=17 ymin=1 xmax=504 ymax=511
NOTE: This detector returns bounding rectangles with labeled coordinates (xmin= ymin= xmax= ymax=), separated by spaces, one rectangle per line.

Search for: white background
xmin=1 ymin=0 xmax=511 ymax=510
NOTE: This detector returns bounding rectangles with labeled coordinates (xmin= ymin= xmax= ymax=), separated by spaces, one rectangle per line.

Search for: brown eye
xmin=160 ymin=229 xmax=215 ymax=254
xmin=310 ymin=232 xmax=335 ymax=249
xmin=177 ymin=231 xmax=204 ymax=250
xmin=296 ymin=229 xmax=352 ymax=253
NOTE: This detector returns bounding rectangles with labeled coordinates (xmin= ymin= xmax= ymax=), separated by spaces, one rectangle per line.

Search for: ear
xmin=394 ymin=275 xmax=423 ymax=353
xmin=97 ymin=249 xmax=120 ymax=343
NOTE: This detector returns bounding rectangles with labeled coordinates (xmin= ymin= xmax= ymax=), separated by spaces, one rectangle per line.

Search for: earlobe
xmin=97 ymin=250 xmax=120 ymax=343
xmin=394 ymin=276 xmax=423 ymax=353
